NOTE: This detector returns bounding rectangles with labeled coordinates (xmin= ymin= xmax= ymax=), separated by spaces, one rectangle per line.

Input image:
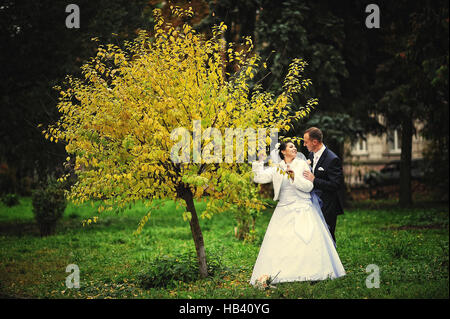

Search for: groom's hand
xmin=303 ymin=170 xmax=315 ymax=182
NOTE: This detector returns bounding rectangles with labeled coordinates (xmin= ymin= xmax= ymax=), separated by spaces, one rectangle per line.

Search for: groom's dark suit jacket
xmin=309 ymin=147 xmax=344 ymax=240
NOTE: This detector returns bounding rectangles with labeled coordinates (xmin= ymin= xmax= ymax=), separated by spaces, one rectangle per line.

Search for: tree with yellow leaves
xmin=43 ymin=6 xmax=317 ymax=278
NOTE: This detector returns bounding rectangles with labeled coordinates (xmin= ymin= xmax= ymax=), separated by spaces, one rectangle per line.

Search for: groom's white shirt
xmin=312 ymin=144 xmax=326 ymax=172
xmin=252 ymin=158 xmax=314 ymax=201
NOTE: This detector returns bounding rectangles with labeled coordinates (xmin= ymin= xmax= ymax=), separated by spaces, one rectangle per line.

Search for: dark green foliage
xmin=201 ymin=0 xmax=449 ymax=202
xmin=368 ymin=0 xmax=449 ymax=206
xmin=201 ymin=0 xmax=385 ymax=160
xmin=1 ymin=193 xmax=20 ymax=207
xmin=31 ymin=178 xmax=67 ymax=236
xmin=138 ymin=251 xmax=229 ymax=289
xmin=0 ymin=0 xmax=155 ymax=193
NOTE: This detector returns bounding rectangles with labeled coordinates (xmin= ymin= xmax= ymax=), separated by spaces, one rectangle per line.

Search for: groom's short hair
xmin=304 ymin=127 xmax=323 ymax=143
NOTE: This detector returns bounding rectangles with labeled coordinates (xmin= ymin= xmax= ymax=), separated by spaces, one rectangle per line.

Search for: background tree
xmin=253 ymin=0 xmax=370 ymax=157
xmin=44 ymin=6 xmax=317 ymax=278
xmin=2 ymin=0 xmax=447 ymax=206
xmin=369 ymin=0 xmax=449 ymax=206
xmin=0 ymin=0 xmax=154 ymax=194
xmin=199 ymin=1 xmax=386 ymax=159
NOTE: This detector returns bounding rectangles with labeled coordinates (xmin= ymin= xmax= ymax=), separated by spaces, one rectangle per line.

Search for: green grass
xmin=0 ymin=197 xmax=448 ymax=299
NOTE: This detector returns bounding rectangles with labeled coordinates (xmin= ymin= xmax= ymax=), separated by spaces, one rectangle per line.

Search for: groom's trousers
xmin=324 ymin=212 xmax=337 ymax=243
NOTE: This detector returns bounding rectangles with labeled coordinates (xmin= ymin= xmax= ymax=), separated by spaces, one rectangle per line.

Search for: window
xmin=352 ymin=138 xmax=368 ymax=155
xmin=387 ymin=129 xmax=401 ymax=153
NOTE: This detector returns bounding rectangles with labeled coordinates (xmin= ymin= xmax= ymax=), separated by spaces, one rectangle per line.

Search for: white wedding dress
xmin=249 ymin=159 xmax=346 ymax=285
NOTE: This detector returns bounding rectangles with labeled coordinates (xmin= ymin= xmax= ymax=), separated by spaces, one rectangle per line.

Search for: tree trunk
xmin=182 ymin=187 xmax=208 ymax=278
xmin=399 ymin=114 xmax=413 ymax=207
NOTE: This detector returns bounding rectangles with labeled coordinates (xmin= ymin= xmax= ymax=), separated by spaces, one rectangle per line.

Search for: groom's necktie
xmin=309 ymin=156 xmax=322 ymax=208
xmin=312 ymin=154 xmax=319 ymax=172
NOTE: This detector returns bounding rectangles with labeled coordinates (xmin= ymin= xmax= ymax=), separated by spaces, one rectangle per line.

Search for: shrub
xmin=138 ymin=251 xmax=229 ymax=289
xmin=1 ymin=193 xmax=19 ymax=207
xmin=233 ymin=208 xmax=260 ymax=243
xmin=31 ymin=177 xmax=67 ymax=236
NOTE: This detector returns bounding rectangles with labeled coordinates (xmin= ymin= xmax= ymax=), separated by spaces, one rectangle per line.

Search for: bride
xmin=249 ymin=140 xmax=346 ymax=285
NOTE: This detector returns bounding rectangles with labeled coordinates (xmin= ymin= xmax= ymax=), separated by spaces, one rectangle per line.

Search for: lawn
xmin=0 ymin=197 xmax=448 ymax=299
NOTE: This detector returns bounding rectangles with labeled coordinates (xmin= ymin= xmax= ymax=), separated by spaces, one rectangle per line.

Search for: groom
xmin=302 ymin=127 xmax=344 ymax=243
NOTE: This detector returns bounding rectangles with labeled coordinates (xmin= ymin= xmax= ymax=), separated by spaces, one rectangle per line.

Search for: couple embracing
xmin=250 ymin=127 xmax=346 ymax=286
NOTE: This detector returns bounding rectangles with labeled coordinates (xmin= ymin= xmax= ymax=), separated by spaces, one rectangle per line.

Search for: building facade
xmin=343 ymin=126 xmax=428 ymax=187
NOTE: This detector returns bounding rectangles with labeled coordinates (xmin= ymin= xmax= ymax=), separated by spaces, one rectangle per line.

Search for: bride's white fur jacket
xmin=252 ymin=158 xmax=314 ymax=201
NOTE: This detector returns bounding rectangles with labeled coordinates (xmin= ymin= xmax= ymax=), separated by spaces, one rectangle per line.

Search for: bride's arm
xmin=292 ymin=161 xmax=314 ymax=192
xmin=252 ymin=161 xmax=275 ymax=184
